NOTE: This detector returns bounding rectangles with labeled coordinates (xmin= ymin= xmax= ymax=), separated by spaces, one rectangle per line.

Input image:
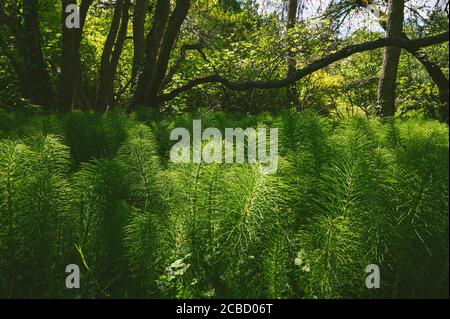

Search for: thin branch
xmin=161 ymin=42 xmax=206 ymax=89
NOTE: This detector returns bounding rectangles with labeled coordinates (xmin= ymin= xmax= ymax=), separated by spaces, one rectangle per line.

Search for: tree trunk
xmin=359 ymin=0 xmax=449 ymax=123
xmin=377 ymin=0 xmax=405 ymax=117
xmin=59 ymin=0 xmax=93 ymax=112
xmin=131 ymin=0 xmax=171 ymax=108
xmin=287 ymin=0 xmax=299 ymax=109
xmin=143 ymin=0 xmax=191 ymax=106
xmin=110 ymin=0 xmax=131 ymax=106
xmin=20 ymin=0 xmax=54 ymax=107
xmin=59 ymin=0 xmax=79 ymax=112
xmin=132 ymin=0 xmax=149 ymax=81
xmin=130 ymin=0 xmax=191 ymax=110
xmin=96 ymin=0 xmax=131 ymax=112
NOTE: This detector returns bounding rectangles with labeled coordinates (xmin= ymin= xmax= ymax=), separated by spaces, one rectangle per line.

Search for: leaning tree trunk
xmin=409 ymin=46 xmax=449 ymax=123
xmin=130 ymin=0 xmax=191 ymax=110
xmin=143 ymin=0 xmax=191 ymax=105
xmin=287 ymin=0 xmax=299 ymax=109
xmin=95 ymin=0 xmax=131 ymax=112
xmin=109 ymin=0 xmax=131 ymax=106
xmin=377 ymin=0 xmax=405 ymax=117
xmin=59 ymin=0 xmax=93 ymax=112
xmin=131 ymin=0 xmax=171 ymax=108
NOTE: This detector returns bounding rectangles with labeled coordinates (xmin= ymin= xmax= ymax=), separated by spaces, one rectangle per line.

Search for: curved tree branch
xmin=161 ymin=42 xmax=206 ymax=89
xmin=158 ymin=32 xmax=449 ymax=102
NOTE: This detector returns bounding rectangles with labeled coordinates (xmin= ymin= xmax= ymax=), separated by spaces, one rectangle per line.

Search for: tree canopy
xmin=0 ymin=0 xmax=448 ymax=120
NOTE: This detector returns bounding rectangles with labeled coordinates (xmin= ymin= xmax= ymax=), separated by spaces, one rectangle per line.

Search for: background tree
xmin=0 ymin=0 xmax=448 ymax=120
xmin=354 ymin=0 xmax=449 ymax=122
xmin=59 ymin=0 xmax=93 ymax=112
xmin=0 ymin=0 xmax=54 ymax=107
xmin=96 ymin=0 xmax=131 ymax=111
xmin=377 ymin=0 xmax=405 ymax=117
xmin=131 ymin=0 xmax=191 ymax=110
xmin=132 ymin=0 xmax=150 ymax=81
xmin=286 ymin=0 xmax=299 ymax=109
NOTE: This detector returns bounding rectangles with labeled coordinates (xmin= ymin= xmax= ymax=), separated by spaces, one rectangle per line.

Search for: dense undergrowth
xmin=0 ymin=108 xmax=448 ymax=299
